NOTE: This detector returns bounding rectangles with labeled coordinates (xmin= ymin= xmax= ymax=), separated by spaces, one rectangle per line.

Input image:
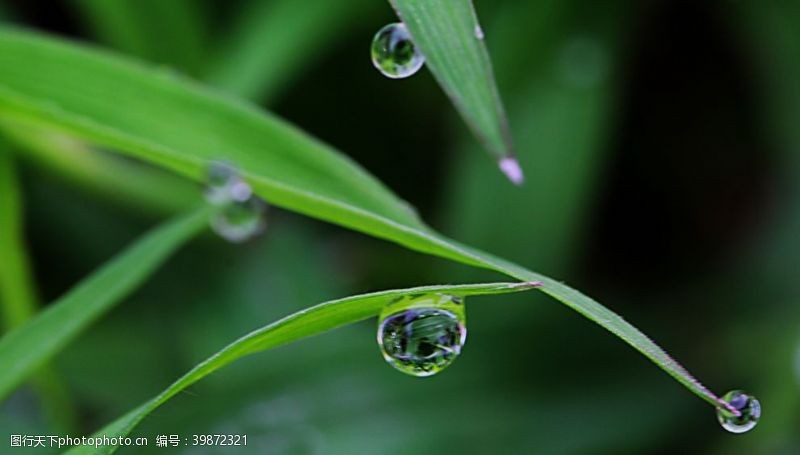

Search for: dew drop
xmin=716 ymin=390 xmax=761 ymax=434
xmin=205 ymin=161 xmax=268 ymax=243
xmin=371 ymin=23 xmax=425 ymax=79
xmin=205 ymin=161 xmax=239 ymax=204
xmin=474 ymin=24 xmax=485 ymax=40
xmin=377 ymin=294 xmax=466 ymax=377
xmin=211 ymin=197 xmax=267 ymax=243
xmin=498 ymin=157 xmax=524 ymax=185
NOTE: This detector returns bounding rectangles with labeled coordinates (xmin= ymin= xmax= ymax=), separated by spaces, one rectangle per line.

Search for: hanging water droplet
xmin=205 ymin=161 xmax=252 ymax=204
xmin=716 ymin=390 xmax=761 ymax=434
xmin=205 ymin=161 xmax=268 ymax=243
xmin=377 ymin=294 xmax=466 ymax=377
xmin=474 ymin=24 xmax=485 ymax=40
xmin=211 ymin=197 xmax=267 ymax=243
xmin=371 ymin=23 xmax=425 ymax=79
xmin=498 ymin=157 xmax=524 ymax=185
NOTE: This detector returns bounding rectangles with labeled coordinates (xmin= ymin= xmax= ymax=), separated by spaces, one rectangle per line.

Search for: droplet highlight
xmin=377 ymin=294 xmax=466 ymax=377
xmin=371 ymin=23 xmax=425 ymax=79
xmin=474 ymin=24 xmax=485 ymax=40
xmin=498 ymin=157 xmax=524 ymax=185
xmin=716 ymin=390 xmax=761 ymax=434
xmin=205 ymin=161 xmax=268 ymax=243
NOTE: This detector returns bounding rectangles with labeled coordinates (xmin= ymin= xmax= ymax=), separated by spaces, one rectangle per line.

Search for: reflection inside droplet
xmin=377 ymin=294 xmax=466 ymax=377
xmin=205 ymin=161 xmax=268 ymax=243
xmin=716 ymin=390 xmax=761 ymax=434
xmin=371 ymin=23 xmax=425 ymax=79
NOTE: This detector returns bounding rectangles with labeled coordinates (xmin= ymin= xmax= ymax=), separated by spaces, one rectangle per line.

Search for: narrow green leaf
xmin=0 ymin=204 xmax=212 ymax=400
xmin=0 ymin=121 xmax=198 ymax=215
xmin=0 ymin=146 xmax=78 ymax=431
xmin=0 ymin=27 xmax=735 ymax=415
xmin=71 ymin=0 xmax=207 ymax=74
xmin=0 ymin=146 xmax=37 ymax=327
xmin=206 ymin=0 xmax=376 ymax=103
xmin=65 ymin=282 xmax=538 ymax=454
xmin=388 ymin=0 xmax=520 ymax=183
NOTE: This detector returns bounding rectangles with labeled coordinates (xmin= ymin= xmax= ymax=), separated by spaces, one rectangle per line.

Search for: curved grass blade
xmin=72 ymin=0 xmax=207 ymax=75
xmin=0 ymin=146 xmax=77 ymax=431
xmin=0 ymin=27 xmax=737 ymax=414
xmin=0 ymin=146 xmax=37 ymax=327
xmin=65 ymin=282 xmax=539 ymax=455
xmin=0 ymin=204 xmax=212 ymax=400
xmin=207 ymin=0 xmax=376 ymax=103
xmin=0 ymin=121 xmax=197 ymax=215
xmin=388 ymin=0 xmax=520 ymax=184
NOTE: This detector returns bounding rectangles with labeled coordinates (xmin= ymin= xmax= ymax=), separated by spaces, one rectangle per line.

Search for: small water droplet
xmin=377 ymin=294 xmax=466 ymax=377
xmin=474 ymin=24 xmax=485 ymax=40
xmin=211 ymin=197 xmax=267 ymax=243
xmin=206 ymin=161 xmax=237 ymax=204
xmin=371 ymin=23 xmax=425 ymax=79
xmin=716 ymin=390 xmax=761 ymax=434
xmin=498 ymin=157 xmax=524 ymax=185
xmin=206 ymin=161 xmax=267 ymax=243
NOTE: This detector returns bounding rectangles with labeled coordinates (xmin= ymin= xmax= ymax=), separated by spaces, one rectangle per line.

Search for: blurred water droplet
xmin=474 ymin=24 xmax=485 ymax=40
xmin=557 ymin=36 xmax=609 ymax=88
xmin=716 ymin=390 xmax=761 ymax=434
xmin=377 ymin=294 xmax=466 ymax=377
xmin=211 ymin=197 xmax=267 ymax=243
xmin=371 ymin=23 xmax=425 ymax=79
xmin=205 ymin=161 xmax=240 ymax=204
xmin=205 ymin=161 xmax=267 ymax=243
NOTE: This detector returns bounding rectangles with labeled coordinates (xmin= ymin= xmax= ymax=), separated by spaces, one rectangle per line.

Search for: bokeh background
xmin=1 ymin=0 xmax=799 ymax=453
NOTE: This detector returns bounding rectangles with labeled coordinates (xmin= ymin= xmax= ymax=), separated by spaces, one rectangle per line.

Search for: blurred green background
xmin=1 ymin=0 xmax=799 ymax=453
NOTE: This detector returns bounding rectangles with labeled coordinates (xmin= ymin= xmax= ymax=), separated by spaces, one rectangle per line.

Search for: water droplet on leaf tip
xmin=716 ymin=390 xmax=761 ymax=434
xmin=377 ymin=294 xmax=466 ymax=377
xmin=371 ymin=23 xmax=425 ymax=79
xmin=498 ymin=157 xmax=524 ymax=185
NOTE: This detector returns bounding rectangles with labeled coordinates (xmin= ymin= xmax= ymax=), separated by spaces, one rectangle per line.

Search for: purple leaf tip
xmin=498 ymin=157 xmax=524 ymax=185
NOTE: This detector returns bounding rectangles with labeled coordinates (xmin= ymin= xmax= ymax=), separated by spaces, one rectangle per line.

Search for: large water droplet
xmin=716 ymin=390 xmax=761 ymax=434
xmin=377 ymin=294 xmax=466 ymax=377
xmin=371 ymin=23 xmax=425 ymax=79
xmin=205 ymin=161 xmax=267 ymax=243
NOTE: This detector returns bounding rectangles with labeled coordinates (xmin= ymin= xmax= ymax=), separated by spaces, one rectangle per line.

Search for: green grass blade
xmin=0 ymin=146 xmax=78 ymax=431
xmin=0 ymin=27 xmax=735 ymax=414
xmin=388 ymin=0 xmax=519 ymax=183
xmin=72 ymin=0 xmax=206 ymax=74
xmin=0 ymin=121 xmax=197 ymax=215
xmin=0 ymin=204 xmax=212 ymax=400
xmin=65 ymin=282 xmax=538 ymax=454
xmin=0 ymin=147 xmax=37 ymax=327
xmin=206 ymin=0 xmax=375 ymax=103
